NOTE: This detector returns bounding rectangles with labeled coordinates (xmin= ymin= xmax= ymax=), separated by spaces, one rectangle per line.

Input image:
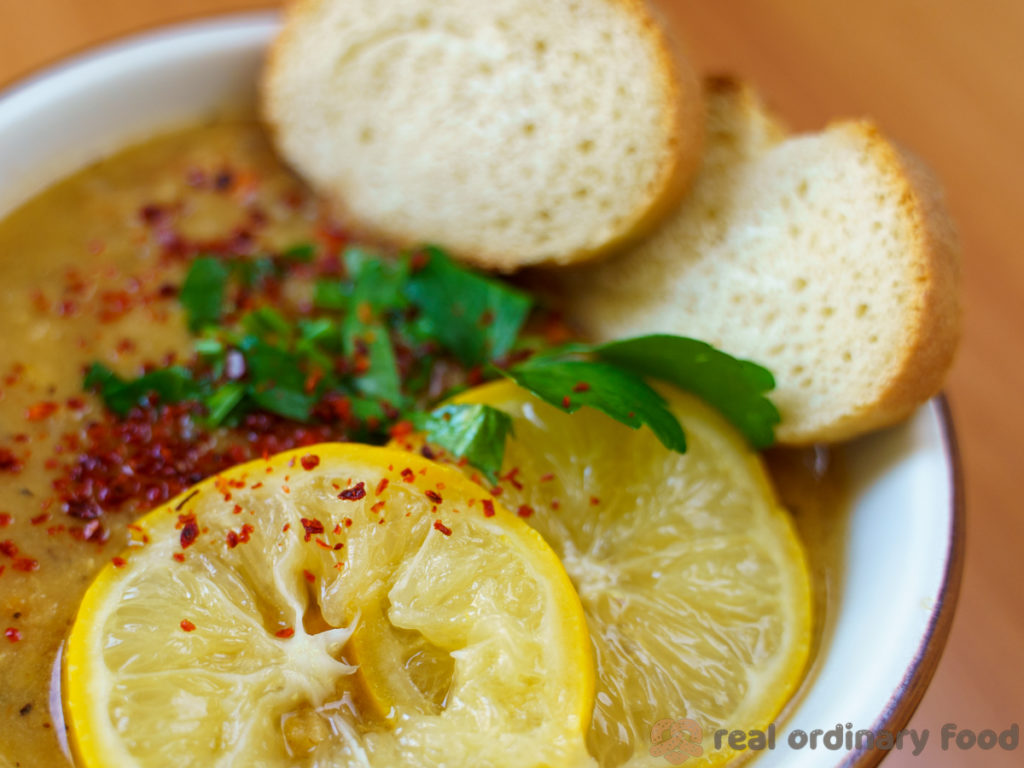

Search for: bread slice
xmin=263 ymin=0 xmax=704 ymax=271
xmin=551 ymin=77 xmax=961 ymax=444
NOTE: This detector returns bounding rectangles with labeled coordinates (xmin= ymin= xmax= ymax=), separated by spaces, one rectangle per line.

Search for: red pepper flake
xmin=12 ymin=558 xmax=38 ymax=573
xmin=300 ymin=453 xmax=321 ymax=471
xmin=65 ymin=396 xmax=86 ymax=411
xmin=111 ymin=556 xmax=127 ymax=568
xmin=425 ymin=490 xmax=443 ymax=504
xmin=572 ymin=382 xmax=591 ymax=393
xmin=282 ymin=523 xmax=291 ymax=533
xmin=0 ymin=514 xmax=10 ymax=527
xmin=0 ymin=449 xmax=22 ymax=473
xmin=178 ymin=514 xmax=199 ymax=549
xmin=589 ymin=496 xmax=600 ymax=506
xmin=562 ymin=396 xmax=571 ymax=409
xmin=26 ymin=401 xmax=59 ymax=421
xmin=300 ymin=518 xmax=324 ymax=542
xmin=371 ymin=501 xmax=385 ymax=514
xmin=5 ymin=627 xmax=21 ymax=643
xmin=251 ymin=482 xmax=263 ymax=490
xmin=343 ymin=518 xmax=353 ymax=528
xmin=333 ymin=543 xmax=344 ymax=551
xmin=30 ymin=514 xmax=49 ymax=526
xmin=315 ymin=538 xmax=332 ymax=550
xmin=433 ymin=520 xmax=452 ymax=536
xmin=539 ymin=473 xmax=555 ymax=483
xmin=276 ymin=627 xmax=295 ymax=639
xmin=172 ymin=553 xmax=186 ymax=563
xmin=180 ymin=619 xmax=196 ymax=632
xmin=225 ymin=522 xmax=255 ymax=549
xmin=500 ymin=468 xmax=523 ymax=491
xmin=375 ymin=478 xmax=389 ymax=496
xmin=0 ymin=540 xmax=17 ymax=557
xmin=338 ymin=482 xmax=366 ymax=501
xmin=400 ymin=467 xmax=415 ymax=483
xmin=302 ymin=569 xmax=316 ymax=584
xmin=516 ymin=504 xmax=535 ymax=518
xmin=551 ymin=500 xmax=561 ymax=510
xmin=232 ymin=504 xmax=243 ymax=515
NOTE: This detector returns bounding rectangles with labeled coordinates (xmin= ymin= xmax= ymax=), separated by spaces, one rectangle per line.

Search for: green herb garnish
xmin=179 ymin=257 xmax=229 ymax=332
xmin=415 ymin=404 xmax=513 ymax=484
xmin=84 ymin=243 xmax=780 ymax=482
xmin=404 ymin=246 xmax=532 ymax=366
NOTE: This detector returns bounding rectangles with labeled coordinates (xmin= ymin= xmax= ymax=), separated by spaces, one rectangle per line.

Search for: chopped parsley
xmin=84 ymin=243 xmax=780 ymax=480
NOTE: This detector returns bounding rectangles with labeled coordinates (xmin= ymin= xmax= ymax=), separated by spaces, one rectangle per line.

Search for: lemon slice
xmin=395 ymin=382 xmax=812 ymax=768
xmin=65 ymin=444 xmax=595 ymax=768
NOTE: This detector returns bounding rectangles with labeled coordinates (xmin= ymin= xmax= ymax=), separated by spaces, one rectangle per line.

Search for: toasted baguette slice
xmin=553 ymin=77 xmax=961 ymax=444
xmin=263 ymin=0 xmax=703 ymax=271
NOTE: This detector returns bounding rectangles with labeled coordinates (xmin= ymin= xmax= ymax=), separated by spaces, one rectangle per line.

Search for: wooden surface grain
xmin=1 ymin=1 xmax=1021 ymax=765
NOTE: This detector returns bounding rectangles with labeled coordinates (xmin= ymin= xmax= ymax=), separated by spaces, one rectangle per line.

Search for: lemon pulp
xmin=395 ymin=382 xmax=813 ymax=768
xmin=65 ymin=444 xmax=595 ymax=768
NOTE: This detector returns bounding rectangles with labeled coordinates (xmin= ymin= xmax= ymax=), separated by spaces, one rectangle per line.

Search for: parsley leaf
xmin=344 ymin=248 xmax=409 ymax=311
xmin=404 ymin=246 xmax=531 ymax=366
xmin=282 ymin=243 xmax=316 ymax=262
xmin=595 ymin=335 xmax=779 ymax=449
xmin=313 ymin=280 xmax=349 ymax=311
xmin=244 ymin=339 xmax=314 ymax=421
xmin=503 ymin=358 xmax=687 ymax=453
xmin=203 ymin=382 xmax=248 ymax=427
xmin=416 ymin=404 xmax=513 ymax=484
xmin=343 ymin=253 xmax=404 ymax=405
xmin=180 ymin=257 xmax=229 ymax=332
xmin=84 ymin=363 xmax=202 ymax=416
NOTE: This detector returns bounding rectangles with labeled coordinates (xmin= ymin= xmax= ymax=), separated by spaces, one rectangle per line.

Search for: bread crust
xmin=262 ymin=0 xmax=705 ymax=272
xmin=781 ymin=122 xmax=961 ymax=444
xmin=548 ymin=81 xmax=961 ymax=446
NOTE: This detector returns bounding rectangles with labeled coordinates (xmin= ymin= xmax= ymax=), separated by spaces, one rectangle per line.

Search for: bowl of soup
xmin=0 ymin=13 xmax=963 ymax=768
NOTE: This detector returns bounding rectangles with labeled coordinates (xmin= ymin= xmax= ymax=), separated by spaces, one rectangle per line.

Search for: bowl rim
xmin=0 ymin=12 xmax=966 ymax=767
xmin=841 ymin=395 xmax=965 ymax=768
xmin=0 ymin=9 xmax=279 ymax=97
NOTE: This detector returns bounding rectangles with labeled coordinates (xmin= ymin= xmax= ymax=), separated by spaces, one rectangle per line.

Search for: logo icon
xmin=650 ymin=718 xmax=704 ymax=764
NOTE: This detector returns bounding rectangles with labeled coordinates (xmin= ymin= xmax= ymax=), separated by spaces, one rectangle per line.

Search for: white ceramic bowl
xmin=0 ymin=14 xmax=963 ymax=768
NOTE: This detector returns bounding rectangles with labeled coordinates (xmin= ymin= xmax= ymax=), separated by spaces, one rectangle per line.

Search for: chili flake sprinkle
xmin=5 ymin=627 xmax=22 ymax=642
xmin=433 ymin=520 xmax=452 ymax=536
xmin=180 ymin=619 xmax=196 ymax=632
xmin=300 ymin=454 xmax=320 ymax=471
xmin=482 ymin=499 xmax=496 ymax=518
xmin=375 ymin=478 xmax=389 ymax=496
xmin=0 ymin=449 xmax=22 ymax=473
xmin=275 ymin=627 xmax=295 ymax=639
xmin=300 ymin=517 xmax=324 ymax=541
xmin=338 ymin=482 xmax=366 ymax=501
xmin=177 ymin=514 xmax=200 ymax=549
xmin=516 ymin=504 xmax=535 ymax=518
xmin=425 ymin=490 xmax=443 ymax=504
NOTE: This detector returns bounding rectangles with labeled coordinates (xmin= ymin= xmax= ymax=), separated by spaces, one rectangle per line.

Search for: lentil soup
xmin=0 ymin=120 xmax=848 ymax=767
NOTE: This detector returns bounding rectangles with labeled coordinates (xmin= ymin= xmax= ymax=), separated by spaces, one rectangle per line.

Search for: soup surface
xmin=0 ymin=121 xmax=847 ymax=767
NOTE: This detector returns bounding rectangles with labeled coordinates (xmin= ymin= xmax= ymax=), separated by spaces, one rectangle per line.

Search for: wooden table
xmin=2 ymin=1 xmax=1021 ymax=765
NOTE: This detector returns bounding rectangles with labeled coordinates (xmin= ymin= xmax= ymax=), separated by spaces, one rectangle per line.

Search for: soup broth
xmin=0 ymin=122 xmax=848 ymax=767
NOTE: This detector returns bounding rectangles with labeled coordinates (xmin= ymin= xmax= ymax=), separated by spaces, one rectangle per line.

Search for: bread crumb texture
xmin=264 ymin=0 xmax=703 ymax=270
xmin=556 ymin=80 xmax=961 ymax=444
